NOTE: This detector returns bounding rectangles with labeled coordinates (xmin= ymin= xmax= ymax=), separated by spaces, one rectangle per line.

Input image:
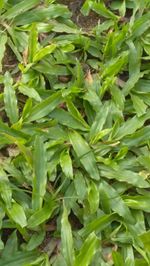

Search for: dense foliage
xmin=0 ymin=0 xmax=150 ymax=265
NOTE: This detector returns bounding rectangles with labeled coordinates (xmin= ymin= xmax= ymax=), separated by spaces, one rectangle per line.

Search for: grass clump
xmin=0 ymin=0 xmax=150 ymax=265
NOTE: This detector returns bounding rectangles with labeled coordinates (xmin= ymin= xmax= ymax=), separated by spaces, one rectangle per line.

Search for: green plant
xmin=0 ymin=0 xmax=150 ymax=265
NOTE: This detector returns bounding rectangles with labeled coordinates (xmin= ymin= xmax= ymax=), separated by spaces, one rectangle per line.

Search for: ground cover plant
xmin=0 ymin=0 xmax=150 ymax=265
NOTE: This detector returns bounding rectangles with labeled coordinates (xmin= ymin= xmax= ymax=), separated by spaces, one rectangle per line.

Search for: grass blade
xmin=4 ymin=72 xmax=19 ymax=124
xmin=60 ymin=149 xmax=73 ymax=179
xmin=32 ymin=136 xmax=47 ymax=210
xmin=26 ymin=91 xmax=62 ymax=122
xmin=74 ymin=233 xmax=99 ymax=266
xmin=69 ymin=130 xmax=99 ymax=180
xmin=61 ymin=204 xmax=75 ymax=266
xmin=0 ymin=33 xmax=7 ymax=72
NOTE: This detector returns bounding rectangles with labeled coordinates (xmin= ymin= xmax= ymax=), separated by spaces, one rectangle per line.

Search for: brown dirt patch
xmin=57 ymin=0 xmax=100 ymax=30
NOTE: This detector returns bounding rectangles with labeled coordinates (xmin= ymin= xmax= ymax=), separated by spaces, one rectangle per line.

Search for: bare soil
xmin=57 ymin=0 xmax=100 ymax=30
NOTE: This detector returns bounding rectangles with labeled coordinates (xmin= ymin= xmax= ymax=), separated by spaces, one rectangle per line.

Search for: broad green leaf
xmin=100 ymin=181 xmax=135 ymax=224
xmin=113 ymin=115 xmax=145 ymax=140
xmin=7 ymin=202 xmax=27 ymax=228
xmin=0 ymin=0 xmax=4 ymax=11
xmin=66 ymin=99 xmax=89 ymax=129
xmin=123 ymin=125 xmax=150 ymax=147
xmin=101 ymin=51 xmax=128 ymax=78
xmin=112 ymin=251 xmax=124 ymax=266
xmin=131 ymin=94 xmax=147 ymax=117
xmin=0 ymin=33 xmax=7 ymax=72
xmin=90 ymin=128 xmax=111 ymax=145
xmin=14 ymin=5 xmax=71 ymax=25
xmin=28 ymin=23 xmax=38 ymax=63
xmin=140 ymin=230 xmax=150 ymax=252
xmin=0 ymin=180 xmax=12 ymax=208
xmin=0 ymin=120 xmax=28 ymax=141
xmin=123 ymin=245 xmax=134 ymax=266
xmin=92 ymin=2 xmax=119 ymax=20
xmin=18 ymin=85 xmax=41 ymax=102
xmin=119 ymin=0 xmax=126 ymax=17
xmin=79 ymin=213 xmax=118 ymax=238
xmin=50 ymin=109 xmax=88 ymax=131
xmin=111 ymin=85 xmax=125 ymax=110
xmin=99 ymin=185 xmax=111 ymax=214
xmin=4 ymin=72 xmax=19 ymax=124
xmin=26 ymin=91 xmax=62 ymax=122
xmin=26 ymin=231 xmax=45 ymax=251
xmin=1 ymin=231 xmax=18 ymax=258
xmin=124 ymin=196 xmax=150 ymax=212
xmin=28 ymin=201 xmax=56 ymax=228
xmin=123 ymin=72 xmax=143 ymax=96
xmin=100 ymin=168 xmax=149 ymax=188
xmin=61 ymin=204 xmax=75 ymax=266
xmin=81 ymin=0 xmax=93 ymax=16
xmin=74 ymin=233 xmax=99 ymax=266
xmin=33 ymin=61 xmax=70 ymax=75
xmin=3 ymin=0 xmax=40 ymax=20
xmin=33 ymin=44 xmax=57 ymax=62
xmin=74 ymin=171 xmax=87 ymax=200
xmin=87 ymin=180 xmax=99 ymax=213
xmin=0 ymin=251 xmax=38 ymax=266
xmin=32 ymin=136 xmax=47 ymax=210
xmin=69 ymin=131 xmax=99 ymax=180
xmin=60 ymin=149 xmax=73 ymax=179
xmin=132 ymin=13 xmax=150 ymax=38
xmin=127 ymin=40 xmax=141 ymax=77
xmin=89 ymin=102 xmax=109 ymax=142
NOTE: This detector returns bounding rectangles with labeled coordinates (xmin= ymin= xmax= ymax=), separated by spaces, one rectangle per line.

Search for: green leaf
xmin=26 ymin=231 xmax=45 ymax=251
xmin=113 ymin=115 xmax=145 ymax=140
xmin=0 ymin=251 xmax=38 ymax=266
xmin=0 ymin=180 xmax=12 ymax=208
xmin=74 ymin=171 xmax=87 ymax=200
xmin=66 ymin=99 xmax=89 ymax=129
xmin=92 ymin=2 xmax=119 ymax=20
xmin=123 ymin=245 xmax=134 ymax=266
xmin=28 ymin=200 xmax=56 ymax=228
xmin=0 ymin=33 xmax=7 ymax=72
xmin=18 ymin=85 xmax=41 ymax=102
xmin=87 ymin=180 xmax=99 ymax=213
xmin=1 ymin=231 xmax=18 ymax=258
xmin=69 ymin=131 xmax=99 ymax=180
xmin=26 ymin=91 xmax=62 ymax=122
xmin=100 ymin=181 xmax=135 ymax=224
xmin=131 ymin=94 xmax=147 ymax=117
xmin=111 ymin=85 xmax=125 ymax=110
xmin=32 ymin=136 xmax=47 ymax=210
xmin=89 ymin=102 xmax=109 ymax=142
xmin=101 ymin=168 xmax=150 ymax=188
xmin=74 ymin=233 xmax=99 ymax=266
xmin=60 ymin=149 xmax=73 ymax=179
xmin=28 ymin=23 xmax=38 ymax=63
xmin=33 ymin=44 xmax=57 ymax=62
xmin=14 ymin=4 xmax=71 ymax=25
xmin=50 ymin=109 xmax=88 ymax=131
xmin=112 ymin=251 xmax=124 ymax=266
xmin=61 ymin=204 xmax=75 ymax=266
xmin=7 ymin=202 xmax=27 ymax=228
xmin=124 ymin=196 xmax=150 ymax=212
xmin=3 ymin=0 xmax=40 ymax=20
xmin=101 ymin=51 xmax=128 ymax=78
xmin=4 ymin=72 xmax=19 ymax=124
xmin=79 ymin=213 xmax=118 ymax=238
xmin=132 ymin=13 xmax=150 ymax=38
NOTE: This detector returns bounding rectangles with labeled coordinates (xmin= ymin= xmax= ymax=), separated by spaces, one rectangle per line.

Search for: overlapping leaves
xmin=0 ymin=0 xmax=150 ymax=265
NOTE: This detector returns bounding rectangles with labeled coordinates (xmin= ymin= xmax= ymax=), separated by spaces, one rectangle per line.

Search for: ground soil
xmin=57 ymin=0 xmax=100 ymax=30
